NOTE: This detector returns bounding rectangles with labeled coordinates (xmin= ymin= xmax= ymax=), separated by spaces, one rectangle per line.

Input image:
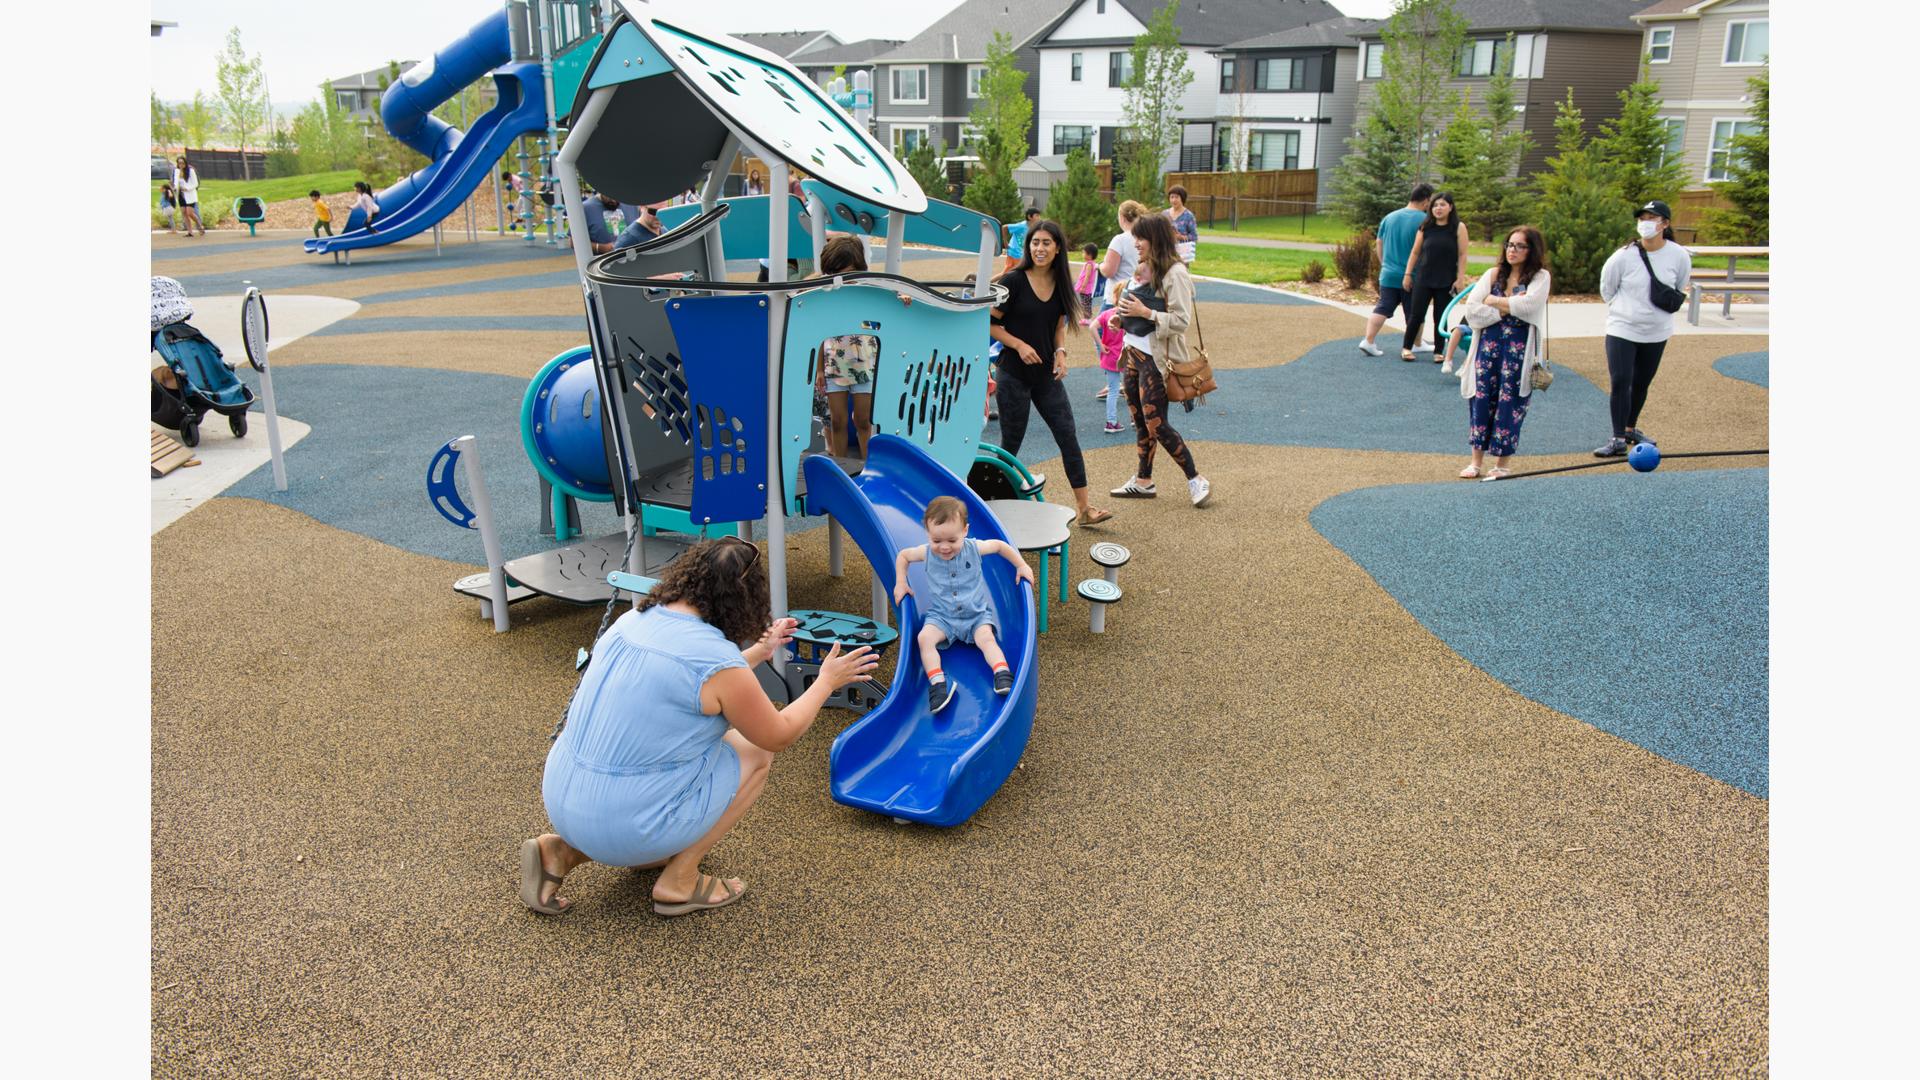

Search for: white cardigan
xmin=1457 ymin=266 xmax=1551 ymax=400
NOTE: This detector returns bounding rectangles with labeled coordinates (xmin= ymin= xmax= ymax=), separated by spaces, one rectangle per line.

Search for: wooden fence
xmin=1669 ymin=188 xmax=1732 ymax=244
xmin=1128 ymin=169 xmax=1320 ymax=227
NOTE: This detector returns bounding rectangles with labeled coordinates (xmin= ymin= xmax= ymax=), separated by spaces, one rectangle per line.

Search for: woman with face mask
xmin=1594 ymin=200 xmax=1692 ymax=457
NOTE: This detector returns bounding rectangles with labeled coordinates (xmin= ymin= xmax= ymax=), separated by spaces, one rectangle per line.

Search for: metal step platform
xmin=453 ymin=532 xmax=692 ymax=613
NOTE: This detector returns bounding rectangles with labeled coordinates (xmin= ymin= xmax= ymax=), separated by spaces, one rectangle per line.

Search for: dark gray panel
xmin=576 ymin=77 xmax=732 ymax=206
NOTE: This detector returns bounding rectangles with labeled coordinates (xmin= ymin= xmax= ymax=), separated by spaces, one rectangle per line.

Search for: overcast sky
xmin=150 ymin=0 xmax=1398 ymax=105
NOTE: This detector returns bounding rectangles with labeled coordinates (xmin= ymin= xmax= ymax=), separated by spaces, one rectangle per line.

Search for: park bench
xmin=1686 ymin=245 xmax=1769 ymax=324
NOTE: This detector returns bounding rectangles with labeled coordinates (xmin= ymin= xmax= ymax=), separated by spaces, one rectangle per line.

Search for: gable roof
xmin=329 ymin=64 xmax=417 ymax=91
xmin=791 ymin=39 xmax=906 ymax=68
xmin=1350 ymin=1 xmax=1658 ymax=37
xmin=1219 ymin=16 xmax=1383 ymax=52
xmin=733 ymin=30 xmax=842 ymax=59
xmin=1028 ymin=0 xmax=1344 ymax=50
xmin=1634 ymin=0 xmax=1745 ymax=20
xmin=872 ymin=0 xmax=1075 ymax=64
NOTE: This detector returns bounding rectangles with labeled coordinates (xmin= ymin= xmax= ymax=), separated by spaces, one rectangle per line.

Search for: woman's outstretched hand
xmin=819 ymin=643 xmax=879 ymax=690
xmin=744 ymin=617 xmax=799 ymax=666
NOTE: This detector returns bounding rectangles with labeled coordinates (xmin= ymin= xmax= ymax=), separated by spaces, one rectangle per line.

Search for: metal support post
xmin=766 ymin=159 xmax=791 ymax=674
xmin=827 ymin=518 xmax=844 ymax=577
xmin=453 ymin=435 xmax=511 ymax=633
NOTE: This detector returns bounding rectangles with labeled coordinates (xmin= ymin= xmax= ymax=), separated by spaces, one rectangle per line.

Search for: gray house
xmin=870 ymin=0 xmax=1075 ymax=159
xmin=1211 ymin=16 xmax=1380 ymax=195
xmin=328 ymin=64 xmax=420 ymax=122
xmin=1351 ymin=0 xmax=1659 ymax=177
xmin=733 ymin=30 xmax=843 ymax=61
xmin=790 ymin=38 xmax=906 ymax=90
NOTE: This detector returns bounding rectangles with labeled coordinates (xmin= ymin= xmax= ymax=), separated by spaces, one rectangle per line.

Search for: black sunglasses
xmin=718 ymin=535 xmax=759 ymax=579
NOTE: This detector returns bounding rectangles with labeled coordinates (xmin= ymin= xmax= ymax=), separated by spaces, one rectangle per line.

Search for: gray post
xmin=884 ymin=199 xmax=904 ymax=276
xmin=827 ymin=518 xmax=844 ymax=577
xmin=243 ymin=283 xmax=288 ymax=492
xmin=454 ymin=435 xmax=511 ymax=633
xmin=975 ymin=219 xmax=996 ymax=291
xmin=766 ymin=159 xmax=792 ymax=673
xmin=871 ymin=575 xmax=889 ymax=627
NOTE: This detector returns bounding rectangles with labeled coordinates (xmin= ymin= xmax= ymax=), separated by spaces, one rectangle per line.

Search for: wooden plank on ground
xmin=152 ymin=429 xmax=198 ymax=478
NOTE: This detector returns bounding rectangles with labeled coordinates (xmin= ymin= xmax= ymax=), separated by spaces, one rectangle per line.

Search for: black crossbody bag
xmin=1636 ymin=241 xmax=1687 ymax=314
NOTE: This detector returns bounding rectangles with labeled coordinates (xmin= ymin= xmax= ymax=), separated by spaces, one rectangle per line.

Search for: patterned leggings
xmin=1121 ymin=346 xmax=1197 ymax=481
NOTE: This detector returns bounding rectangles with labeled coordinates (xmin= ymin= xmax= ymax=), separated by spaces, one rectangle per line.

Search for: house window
xmin=1219 ymin=58 xmax=1236 ymax=93
xmin=1109 ymin=51 xmax=1134 ymax=87
xmin=1708 ymin=119 xmax=1759 ymax=181
xmin=1248 ymin=130 xmax=1300 ymax=171
xmin=1053 ymin=125 xmax=1094 ymax=154
xmin=1658 ymin=117 xmax=1685 ymax=168
xmin=967 ymin=65 xmax=985 ymax=98
xmin=336 ymin=90 xmax=358 ymax=110
xmin=1255 ymin=58 xmax=1305 ymax=91
xmin=1071 ymin=52 xmax=1083 ymax=81
xmin=1458 ymin=38 xmax=1499 ymax=77
xmin=891 ymin=125 xmax=929 ymax=155
xmin=1363 ymin=43 xmax=1385 ymax=79
xmin=1647 ymin=27 xmax=1674 ymax=64
xmin=1217 ymin=128 xmax=1231 ymax=170
xmin=1724 ymin=19 xmax=1769 ymax=65
xmin=890 ymin=66 xmax=927 ymax=104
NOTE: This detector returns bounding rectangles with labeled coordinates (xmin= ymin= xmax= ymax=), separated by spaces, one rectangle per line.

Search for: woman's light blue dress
xmin=542 ymin=606 xmax=746 ymax=867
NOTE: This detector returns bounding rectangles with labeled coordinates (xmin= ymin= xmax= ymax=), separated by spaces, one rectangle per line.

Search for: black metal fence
xmin=176 ymin=148 xmax=269 ymax=181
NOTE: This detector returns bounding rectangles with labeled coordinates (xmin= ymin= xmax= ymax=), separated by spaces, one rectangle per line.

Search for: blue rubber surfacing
xmin=1713 ymin=350 xmax=1769 ymax=388
xmin=1310 ymin=467 xmax=1769 ymax=798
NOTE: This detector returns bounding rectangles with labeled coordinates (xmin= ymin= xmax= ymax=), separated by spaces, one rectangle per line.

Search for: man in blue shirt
xmin=582 ymin=193 xmax=621 ymax=254
xmin=1359 ymin=183 xmax=1433 ymax=357
xmin=1004 ymin=207 xmax=1039 ymax=272
xmin=613 ymin=203 xmax=663 ymax=251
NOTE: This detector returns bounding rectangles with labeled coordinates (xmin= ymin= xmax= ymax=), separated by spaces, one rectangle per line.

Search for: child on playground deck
xmin=309 ymin=190 xmax=333 ymax=238
xmin=893 ymin=496 xmax=1033 ymax=712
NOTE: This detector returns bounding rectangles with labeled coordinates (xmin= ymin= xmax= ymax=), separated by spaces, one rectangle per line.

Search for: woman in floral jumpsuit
xmin=1457 ymin=225 xmax=1551 ymax=481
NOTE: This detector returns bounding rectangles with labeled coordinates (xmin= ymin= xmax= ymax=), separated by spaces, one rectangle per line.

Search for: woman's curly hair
xmin=637 ymin=538 xmax=770 ymax=646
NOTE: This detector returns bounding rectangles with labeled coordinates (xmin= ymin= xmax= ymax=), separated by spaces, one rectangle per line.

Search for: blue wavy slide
xmin=802 ymin=436 xmax=1039 ymax=827
xmin=307 ymin=9 xmax=547 ymax=255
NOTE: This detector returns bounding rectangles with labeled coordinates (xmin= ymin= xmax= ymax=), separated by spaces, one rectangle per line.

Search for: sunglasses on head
xmin=718 ymin=535 xmax=759 ymax=578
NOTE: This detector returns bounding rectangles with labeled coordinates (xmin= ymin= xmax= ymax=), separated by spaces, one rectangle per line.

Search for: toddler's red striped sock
xmin=927 ymin=668 xmax=944 ymax=684
xmin=991 ymin=661 xmax=1009 ymax=674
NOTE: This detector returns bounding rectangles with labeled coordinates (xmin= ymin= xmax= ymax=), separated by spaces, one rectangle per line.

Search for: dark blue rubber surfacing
xmin=1713 ymin=350 xmax=1769 ymax=388
xmin=1310 ymin=467 xmax=1769 ymax=798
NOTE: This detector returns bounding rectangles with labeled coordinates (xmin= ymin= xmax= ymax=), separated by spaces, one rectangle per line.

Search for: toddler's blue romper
xmin=921 ymin=538 xmax=998 ymax=646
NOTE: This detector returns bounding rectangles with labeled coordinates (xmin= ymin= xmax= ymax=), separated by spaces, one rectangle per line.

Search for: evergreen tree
xmin=1535 ymin=91 xmax=1627 ymax=294
xmin=1117 ymin=1 xmax=1194 ymax=205
xmin=1468 ymin=36 xmax=1534 ymax=239
xmin=1331 ymin=110 xmax=1415 ymax=229
xmin=265 ymin=128 xmax=301 ymax=178
xmin=215 ymin=27 xmax=269 ymax=178
xmin=1702 ymin=63 xmax=1768 ymax=244
xmin=1046 ymin=147 xmax=1115 ymax=248
xmin=967 ymin=32 xmax=1032 ymax=173
xmin=1595 ymin=59 xmax=1687 ymax=211
xmin=905 ymin=139 xmax=951 ymax=201
xmin=962 ymin=131 xmax=1025 ymax=230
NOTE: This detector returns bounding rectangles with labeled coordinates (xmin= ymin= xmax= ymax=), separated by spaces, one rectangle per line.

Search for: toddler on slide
xmin=893 ymin=496 xmax=1034 ymax=712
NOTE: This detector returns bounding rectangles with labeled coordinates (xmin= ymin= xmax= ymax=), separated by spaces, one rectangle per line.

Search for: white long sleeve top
xmin=1457 ymin=266 xmax=1552 ymax=400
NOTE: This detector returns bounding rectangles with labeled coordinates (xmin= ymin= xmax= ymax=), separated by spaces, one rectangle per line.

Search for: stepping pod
xmin=1081 ymin=542 xmax=1131 ymax=632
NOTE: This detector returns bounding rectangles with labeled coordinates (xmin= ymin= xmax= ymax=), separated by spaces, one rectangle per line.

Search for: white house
xmin=1023 ymin=0 xmax=1340 ymax=174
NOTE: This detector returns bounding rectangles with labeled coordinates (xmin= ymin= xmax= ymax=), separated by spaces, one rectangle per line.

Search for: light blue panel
xmin=661 ymin=294 xmax=772 ymax=524
xmin=656 ymin=195 xmax=810 ymax=261
xmin=801 ymin=182 xmax=1003 ymax=255
xmin=586 ymin=21 xmax=673 ymax=90
xmin=781 ymin=285 xmax=991 ymax=513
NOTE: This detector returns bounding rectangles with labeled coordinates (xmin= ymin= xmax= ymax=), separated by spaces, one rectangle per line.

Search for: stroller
xmin=151 ymin=276 xmax=254 ymax=447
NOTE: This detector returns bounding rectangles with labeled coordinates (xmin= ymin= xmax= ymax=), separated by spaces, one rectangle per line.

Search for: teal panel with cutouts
xmin=656 ymin=195 xmax=811 ymax=261
xmin=800 ymin=181 xmax=1003 ymax=255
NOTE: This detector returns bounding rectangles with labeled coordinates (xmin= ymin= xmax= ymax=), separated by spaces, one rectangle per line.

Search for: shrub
xmin=1301 ymin=259 xmax=1327 ymax=284
xmin=1331 ymin=233 xmax=1378 ymax=291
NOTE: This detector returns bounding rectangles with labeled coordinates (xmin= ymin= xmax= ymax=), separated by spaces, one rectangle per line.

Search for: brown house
xmin=1352 ymin=0 xmax=1659 ymax=177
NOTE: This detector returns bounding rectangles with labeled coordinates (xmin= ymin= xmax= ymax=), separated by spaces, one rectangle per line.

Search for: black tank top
xmin=1416 ymin=220 xmax=1460 ymax=288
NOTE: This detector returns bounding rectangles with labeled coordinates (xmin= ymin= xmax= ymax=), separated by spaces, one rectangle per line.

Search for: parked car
xmin=151 ymin=155 xmax=172 ymax=180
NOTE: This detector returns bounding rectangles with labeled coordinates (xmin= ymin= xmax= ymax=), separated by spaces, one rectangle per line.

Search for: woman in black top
xmin=1400 ymin=192 xmax=1470 ymax=361
xmin=990 ymin=219 xmax=1113 ymax=525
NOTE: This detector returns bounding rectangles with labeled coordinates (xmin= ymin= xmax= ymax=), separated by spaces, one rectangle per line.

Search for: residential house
xmin=1351 ymin=0 xmax=1659 ymax=178
xmin=1025 ymin=0 xmax=1341 ymax=173
xmin=328 ymin=65 xmax=420 ymax=122
xmin=734 ymin=30 xmax=844 ymax=62
xmin=1211 ymin=16 xmax=1380 ymax=196
xmin=1630 ymin=0 xmax=1767 ymax=188
xmin=870 ymin=0 xmax=1074 ymax=159
xmin=790 ymin=38 xmax=906 ymax=90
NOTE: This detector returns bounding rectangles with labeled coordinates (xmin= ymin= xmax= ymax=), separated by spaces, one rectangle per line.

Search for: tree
xmin=1046 ymin=147 xmax=1115 ymax=249
xmin=905 ymin=138 xmax=951 ymax=201
xmin=1595 ymin=59 xmax=1687 ymax=212
xmin=967 ymin=31 xmax=1032 ymax=171
xmin=1437 ymin=34 xmax=1533 ymax=238
xmin=1535 ymin=91 xmax=1627 ymax=294
xmin=179 ymin=91 xmax=218 ymax=151
xmin=291 ymin=101 xmax=330 ymax=173
xmin=1375 ymin=0 xmax=1469 ymax=182
xmin=151 ymin=93 xmax=182 ymax=152
xmin=961 ymin=130 xmax=1025 ymax=231
xmin=320 ymin=82 xmax=361 ymax=170
xmin=1702 ymin=62 xmax=1768 ymax=244
xmin=215 ymin=27 xmax=270 ymax=178
xmin=1330 ymin=110 xmax=1415 ymax=229
xmin=265 ymin=127 xmax=301 ymax=178
xmin=1215 ymin=85 xmax=1252 ymax=227
xmin=1117 ymin=1 xmax=1195 ymax=205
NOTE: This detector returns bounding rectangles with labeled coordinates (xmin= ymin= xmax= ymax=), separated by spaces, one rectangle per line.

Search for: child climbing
xmin=893 ymin=496 xmax=1033 ymax=712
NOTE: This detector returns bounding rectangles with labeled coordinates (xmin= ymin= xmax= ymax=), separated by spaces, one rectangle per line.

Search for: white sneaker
xmin=1357 ymin=340 xmax=1384 ymax=357
xmin=1188 ymin=475 xmax=1211 ymax=507
xmin=1414 ymin=342 xmax=1434 ymax=353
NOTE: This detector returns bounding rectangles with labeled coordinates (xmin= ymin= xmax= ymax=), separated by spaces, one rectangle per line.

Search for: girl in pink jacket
xmin=1092 ymin=305 xmax=1125 ymax=433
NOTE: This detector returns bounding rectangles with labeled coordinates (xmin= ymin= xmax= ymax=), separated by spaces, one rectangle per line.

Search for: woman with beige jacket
xmin=1109 ymin=213 xmax=1212 ymax=507
xmin=1455 ymin=225 xmax=1551 ymax=481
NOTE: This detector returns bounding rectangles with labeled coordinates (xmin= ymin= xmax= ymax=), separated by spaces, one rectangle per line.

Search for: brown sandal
xmin=519 ymin=838 xmax=571 ymax=915
xmin=1077 ymin=507 xmax=1114 ymax=526
xmin=653 ymin=873 xmax=747 ymax=917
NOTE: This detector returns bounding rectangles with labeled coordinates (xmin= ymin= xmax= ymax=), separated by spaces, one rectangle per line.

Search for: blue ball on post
xmin=1629 ymin=442 xmax=1662 ymax=472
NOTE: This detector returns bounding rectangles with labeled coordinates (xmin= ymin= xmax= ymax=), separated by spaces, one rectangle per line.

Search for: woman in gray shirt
xmin=1594 ymin=201 xmax=1691 ymax=457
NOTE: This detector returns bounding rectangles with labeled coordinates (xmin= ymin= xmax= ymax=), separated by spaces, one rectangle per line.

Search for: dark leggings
xmin=1120 ymin=346 xmax=1197 ymax=481
xmin=1604 ymin=335 xmax=1668 ymax=436
xmin=1402 ymin=283 xmax=1454 ymax=351
xmin=995 ymin=369 xmax=1088 ymax=489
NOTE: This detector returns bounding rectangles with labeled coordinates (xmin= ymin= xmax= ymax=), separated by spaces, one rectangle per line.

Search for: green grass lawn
xmin=152 ymin=169 xmax=359 ymax=226
xmin=1195 ymin=241 xmax=1494 ymax=287
xmin=1201 ymin=211 xmax=1352 ymax=244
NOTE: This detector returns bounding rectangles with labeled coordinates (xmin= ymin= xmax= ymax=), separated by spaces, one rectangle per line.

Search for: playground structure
xmin=428 ymin=3 xmax=1044 ymax=826
xmin=306 ymin=2 xmax=605 ymax=259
